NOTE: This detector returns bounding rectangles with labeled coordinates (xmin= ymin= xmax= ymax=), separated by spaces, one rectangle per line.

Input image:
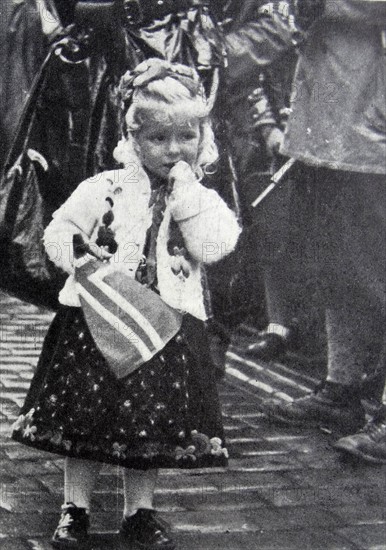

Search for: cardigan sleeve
xmin=168 ymin=166 xmax=241 ymax=265
xmin=43 ymin=175 xmax=106 ymax=274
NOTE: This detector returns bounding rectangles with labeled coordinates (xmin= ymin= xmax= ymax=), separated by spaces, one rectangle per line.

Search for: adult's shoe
xmin=261 ymin=381 xmax=366 ymax=435
xmin=360 ymin=364 xmax=386 ymax=417
xmin=244 ymin=322 xmax=301 ymax=361
xmin=51 ymin=503 xmax=90 ymax=548
xmin=120 ymin=508 xmax=175 ymax=549
xmin=245 ymin=332 xmax=288 ymax=361
xmin=361 ymin=364 xmax=386 ymax=402
xmin=334 ymin=415 xmax=386 ymax=464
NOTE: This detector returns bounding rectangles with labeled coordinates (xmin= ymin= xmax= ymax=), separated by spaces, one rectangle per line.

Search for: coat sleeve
xmin=224 ymin=9 xmax=295 ymax=86
xmin=169 ymin=179 xmax=242 ymax=265
xmin=323 ymin=0 xmax=386 ymax=25
xmin=43 ymin=175 xmax=106 ymax=274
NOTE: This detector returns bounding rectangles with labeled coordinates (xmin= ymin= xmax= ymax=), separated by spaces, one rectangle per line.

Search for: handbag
xmin=0 ymin=45 xmax=67 ymax=310
xmin=75 ymin=258 xmax=183 ymax=378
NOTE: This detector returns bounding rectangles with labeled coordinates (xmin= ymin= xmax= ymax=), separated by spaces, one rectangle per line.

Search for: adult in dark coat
xmin=262 ymin=1 xmax=386 ymax=459
xmin=0 ymin=0 xmax=64 ymax=169
xmin=1 ymin=0 xmax=224 ymax=204
xmin=0 ymin=0 xmax=54 ymax=166
xmin=211 ymin=0 xmax=298 ymax=334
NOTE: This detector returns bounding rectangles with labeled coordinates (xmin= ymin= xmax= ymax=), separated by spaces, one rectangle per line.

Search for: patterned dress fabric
xmin=12 ymin=307 xmax=228 ymax=469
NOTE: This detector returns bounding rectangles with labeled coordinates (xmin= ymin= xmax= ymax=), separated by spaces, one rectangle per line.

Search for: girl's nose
xmin=169 ymin=138 xmax=181 ymax=156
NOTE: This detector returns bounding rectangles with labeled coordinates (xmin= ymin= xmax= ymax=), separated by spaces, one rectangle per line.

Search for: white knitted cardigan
xmin=43 ymin=162 xmax=241 ymax=321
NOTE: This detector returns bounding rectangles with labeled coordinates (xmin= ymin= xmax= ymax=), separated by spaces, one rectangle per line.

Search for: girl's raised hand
xmin=168 ymin=161 xmax=196 ymax=193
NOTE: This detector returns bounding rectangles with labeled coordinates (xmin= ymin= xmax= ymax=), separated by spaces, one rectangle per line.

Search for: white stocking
xmin=64 ymin=457 xmax=101 ymax=513
xmin=122 ymin=468 xmax=158 ymax=518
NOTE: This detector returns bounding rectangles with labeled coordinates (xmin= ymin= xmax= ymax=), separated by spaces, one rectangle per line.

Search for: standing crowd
xmin=1 ymin=1 xmax=386 ymax=549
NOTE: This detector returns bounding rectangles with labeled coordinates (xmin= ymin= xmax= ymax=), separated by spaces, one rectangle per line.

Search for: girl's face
xmin=135 ymin=108 xmax=201 ymax=180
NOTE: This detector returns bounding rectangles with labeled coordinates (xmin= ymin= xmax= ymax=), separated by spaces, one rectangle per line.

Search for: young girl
xmin=12 ymin=58 xmax=241 ymax=549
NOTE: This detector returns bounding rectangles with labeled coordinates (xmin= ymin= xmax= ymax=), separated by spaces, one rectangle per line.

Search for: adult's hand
xmin=263 ymin=127 xmax=285 ymax=157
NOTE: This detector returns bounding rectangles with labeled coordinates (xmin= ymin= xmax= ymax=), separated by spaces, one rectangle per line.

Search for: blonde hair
xmin=114 ymin=76 xmax=218 ymax=180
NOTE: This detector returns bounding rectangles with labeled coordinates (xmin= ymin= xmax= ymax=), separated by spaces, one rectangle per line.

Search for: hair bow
xmin=119 ymin=58 xmax=203 ymax=104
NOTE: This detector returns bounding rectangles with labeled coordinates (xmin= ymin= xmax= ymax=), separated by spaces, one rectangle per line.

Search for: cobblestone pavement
xmin=1 ymin=292 xmax=386 ymax=550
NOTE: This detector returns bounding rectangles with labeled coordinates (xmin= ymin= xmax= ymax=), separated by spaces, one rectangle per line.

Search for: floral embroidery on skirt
xmin=12 ymin=307 xmax=227 ymax=469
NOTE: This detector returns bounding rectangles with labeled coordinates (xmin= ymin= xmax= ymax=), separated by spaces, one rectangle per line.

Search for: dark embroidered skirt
xmin=12 ymin=307 xmax=228 ymax=469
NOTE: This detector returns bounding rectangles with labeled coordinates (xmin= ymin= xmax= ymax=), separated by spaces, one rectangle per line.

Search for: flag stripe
xmin=79 ymin=273 xmax=156 ymax=352
xmin=88 ymin=272 xmax=165 ymax=350
xmin=76 ymin=282 xmax=154 ymax=362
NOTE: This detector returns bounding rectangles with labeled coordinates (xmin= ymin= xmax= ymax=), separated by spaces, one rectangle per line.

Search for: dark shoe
xmin=120 ymin=508 xmax=175 ymax=549
xmin=334 ymin=416 xmax=386 ymax=464
xmin=245 ymin=332 xmax=287 ymax=361
xmin=245 ymin=324 xmax=299 ymax=361
xmin=51 ymin=503 xmax=90 ymax=548
xmin=361 ymin=396 xmax=386 ymax=418
xmin=361 ymin=366 xmax=386 ymax=402
xmin=360 ymin=366 xmax=386 ymax=417
xmin=261 ymin=382 xmax=366 ymax=434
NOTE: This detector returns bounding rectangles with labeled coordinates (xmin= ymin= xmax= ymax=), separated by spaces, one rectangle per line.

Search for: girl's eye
xmin=150 ymin=135 xmax=166 ymax=143
xmin=181 ymin=133 xmax=197 ymax=141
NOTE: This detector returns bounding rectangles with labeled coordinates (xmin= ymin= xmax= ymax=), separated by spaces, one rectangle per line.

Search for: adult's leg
xmin=331 ymin=174 xmax=386 ymax=461
xmin=325 ymin=305 xmax=382 ymax=388
xmin=261 ymin=168 xmax=386 ymax=433
xmin=322 ymin=170 xmax=386 ymax=388
xmin=246 ymin=167 xmax=318 ymax=359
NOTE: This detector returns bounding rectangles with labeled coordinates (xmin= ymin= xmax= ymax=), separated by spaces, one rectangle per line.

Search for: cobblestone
xmin=0 ymin=292 xmax=385 ymax=549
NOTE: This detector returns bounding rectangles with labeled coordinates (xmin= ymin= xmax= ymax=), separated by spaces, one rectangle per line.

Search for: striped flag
xmin=75 ymin=260 xmax=183 ymax=379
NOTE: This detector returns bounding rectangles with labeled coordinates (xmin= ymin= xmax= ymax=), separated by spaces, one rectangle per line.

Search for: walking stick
xmin=251 ymin=157 xmax=296 ymax=208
